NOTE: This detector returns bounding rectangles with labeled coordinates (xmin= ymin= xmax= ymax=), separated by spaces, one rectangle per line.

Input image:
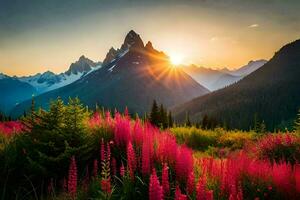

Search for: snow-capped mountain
xmin=12 ymin=30 xmax=209 ymax=116
xmin=0 ymin=56 xmax=101 ymax=113
xmin=18 ymin=55 xmax=101 ymax=93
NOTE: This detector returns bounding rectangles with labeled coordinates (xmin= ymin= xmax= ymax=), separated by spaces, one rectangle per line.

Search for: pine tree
xmin=167 ymin=111 xmax=173 ymax=128
xmin=202 ymin=115 xmax=209 ymax=129
xmin=65 ymin=97 xmax=89 ymax=134
xmin=159 ymin=104 xmax=168 ymax=128
xmin=259 ymin=121 xmax=267 ymax=134
xmin=185 ymin=112 xmax=191 ymax=127
xmin=150 ymin=100 xmax=159 ymax=127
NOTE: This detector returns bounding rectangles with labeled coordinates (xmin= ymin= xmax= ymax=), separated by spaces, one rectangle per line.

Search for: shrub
xmin=254 ymin=133 xmax=300 ymax=164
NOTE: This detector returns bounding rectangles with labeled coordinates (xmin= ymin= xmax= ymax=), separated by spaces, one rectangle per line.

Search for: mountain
xmin=229 ymin=59 xmax=267 ymax=76
xmin=173 ymin=39 xmax=300 ymax=130
xmin=12 ymin=30 xmax=209 ymax=116
xmin=0 ymin=76 xmax=36 ymax=114
xmin=182 ymin=60 xmax=266 ymax=91
xmin=18 ymin=55 xmax=101 ymax=93
xmin=182 ymin=65 xmax=241 ymax=91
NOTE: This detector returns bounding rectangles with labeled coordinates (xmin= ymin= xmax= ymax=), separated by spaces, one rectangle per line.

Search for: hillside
xmin=173 ymin=39 xmax=300 ymax=130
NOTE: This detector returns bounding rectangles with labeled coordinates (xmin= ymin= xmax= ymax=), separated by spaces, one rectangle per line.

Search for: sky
xmin=0 ymin=0 xmax=300 ymax=76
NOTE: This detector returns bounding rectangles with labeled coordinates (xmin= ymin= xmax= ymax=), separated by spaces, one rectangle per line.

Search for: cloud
xmin=248 ymin=24 xmax=259 ymax=28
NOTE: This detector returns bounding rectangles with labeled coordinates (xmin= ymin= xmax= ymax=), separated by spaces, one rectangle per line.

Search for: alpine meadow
xmin=1 ymin=1 xmax=300 ymax=200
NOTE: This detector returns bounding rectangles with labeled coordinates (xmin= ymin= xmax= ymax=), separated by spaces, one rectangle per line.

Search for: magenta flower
xmin=162 ymin=163 xmax=170 ymax=197
xmin=127 ymin=142 xmax=136 ymax=180
xmin=68 ymin=156 xmax=77 ymax=199
xmin=149 ymin=169 xmax=163 ymax=200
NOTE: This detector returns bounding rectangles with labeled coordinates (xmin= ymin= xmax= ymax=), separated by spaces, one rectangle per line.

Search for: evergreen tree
xmin=65 ymin=97 xmax=89 ymax=135
xmin=159 ymin=104 xmax=168 ymax=128
xmin=167 ymin=111 xmax=173 ymax=128
xmin=149 ymin=100 xmax=159 ymax=127
xmin=185 ymin=112 xmax=191 ymax=127
xmin=259 ymin=121 xmax=267 ymax=134
xmin=202 ymin=114 xmax=209 ymax=129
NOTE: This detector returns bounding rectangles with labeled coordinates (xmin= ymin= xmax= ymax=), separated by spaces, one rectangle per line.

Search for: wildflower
xmin=162 ymin=163 xmax=170 ymax=197
xmin=142 ymin=139 xmax=151 ymax=176
xmin=101 ymin=178 xmax=112 ymax=194
xmin=206 ymin=190 xmax=213 ymax=200
xmin=196 ymin=176 xmax=206 ymax=200
xmin=187 ymin=171 xmax=195 ymax=195
xmin=149 ymin=169 xmax=163 ymax=200
xmin=68 ymin=156 xmax=77 ymax=198
xmin=120 ymin=162 xmax=125 ymax=177
xmin=127 ymin=142 xmax=136 ymax=180
xmin=176 ymin=146 xmax=193 ymax=182
xmin=101 ymin=138 xmax=105 ymax=162
xmin=175 ymin=186 xmax=187 ymax=200
xmin=93 ymin=159 xmax=98 ymax=178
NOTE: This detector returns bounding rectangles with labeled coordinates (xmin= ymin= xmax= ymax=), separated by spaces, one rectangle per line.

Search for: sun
xmin=169 ymin=52 xmax=184 ymax=65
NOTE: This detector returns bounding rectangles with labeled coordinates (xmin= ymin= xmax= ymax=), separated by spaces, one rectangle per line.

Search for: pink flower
xmin=176 ymin=146 xmax=193 ymax=183
xmin=93 ymin=159 xmax=98 ymax=177
xmin=187 ymin=171 xmax=195 ymax=195
xmin=149 ymin=169 xmax=163 ymax=200
xmin=205 ymin=190 xmax=213 ymax=200
xmin=68 ymin=156 xmax=77 ymax=198
xmin=101 ymin=138 xmax=105 ymax=162
xmin=142 ymin=139 xmax=151 ymax=176
xmin=175 ymin=186 xmax=187 ymax=200
xmin=101 ymin=178 xmax=111 ymax=194
xmin=196 ymin=176 xmax=206 ymax=200
xmin=162 ymin=163 xmax=170 ymax=197
xmin=120 ymin=162 xmax=125 ymax=177
xmin=127 ymin=142 xmax=136 ymax=180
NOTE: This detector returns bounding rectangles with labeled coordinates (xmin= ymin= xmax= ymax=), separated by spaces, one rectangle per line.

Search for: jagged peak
xmin=145 ymin=41 xmax=154 ymax=50
xmin=121 ymin=30 xmax=144 ymax=51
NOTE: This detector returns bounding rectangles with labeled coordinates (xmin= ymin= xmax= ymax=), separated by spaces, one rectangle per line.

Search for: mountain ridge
xmin=173 ymin=39 xmax=300 ymax=130
xmin=11 ymin=30 xmax=209 ymax=117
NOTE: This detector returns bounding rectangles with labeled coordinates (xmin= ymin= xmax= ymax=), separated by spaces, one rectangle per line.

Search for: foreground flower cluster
xmin=0 ymin=121 xmax=23 ymax=137
xmin=1 ymin=111 xmax=299 ymax=199
xmin=62 ymin=112 xmax=300 ymax=200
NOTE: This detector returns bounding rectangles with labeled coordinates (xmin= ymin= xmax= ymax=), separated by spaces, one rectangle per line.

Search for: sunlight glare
xmin=169 ymin=52 xmax=184 ymax=65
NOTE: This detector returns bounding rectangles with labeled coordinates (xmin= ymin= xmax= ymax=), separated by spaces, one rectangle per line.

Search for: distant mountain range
xmin=0 ymin=56 xmax=101 ymax=113
xmin=173 ymin=39 xmax=300 ymax=130
xmin=182 ymin=60 xmax=267 ymax=91
xmin=11 ymin=30 xmax=209 ymax=116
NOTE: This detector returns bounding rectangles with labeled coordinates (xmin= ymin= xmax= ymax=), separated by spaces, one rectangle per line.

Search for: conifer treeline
xmin=149 ymin=100 xmax=173 ymax=129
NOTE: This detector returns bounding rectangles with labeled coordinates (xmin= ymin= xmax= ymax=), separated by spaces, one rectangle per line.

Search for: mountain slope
xmin=18 ymin=56 xmax=101 ymax=93
xmin=230 ymin=59 xmax=267 ymax=76
xmin=173 ymin=39 xmax=300 ymax=130
xmin=183 ymin=60 xmax=266 ymax=91
xmin=12 ymin=30 xmax=209 ymax=116
xmin=0 ymin=77 xmax=36 ymax=114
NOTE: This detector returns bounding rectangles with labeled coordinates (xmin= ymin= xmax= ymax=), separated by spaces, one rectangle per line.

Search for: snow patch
xmin=108 ymin=65 xmax=116 ymax=72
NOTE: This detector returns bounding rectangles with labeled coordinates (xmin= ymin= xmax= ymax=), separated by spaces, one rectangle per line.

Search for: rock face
xmin=65 ymin=55 xmax=97 ymax=75
xmin=12 ymin=30 xmax=210 ymax=117
xmin=18 ymin=55 xmax=101 ymax=93
xmin=173 ymin=39 xmax=300 ymax=131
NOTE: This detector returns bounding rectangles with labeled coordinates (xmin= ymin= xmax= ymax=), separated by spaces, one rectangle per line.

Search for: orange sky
xmin=1 ymin=1 xmax=300 ymax=76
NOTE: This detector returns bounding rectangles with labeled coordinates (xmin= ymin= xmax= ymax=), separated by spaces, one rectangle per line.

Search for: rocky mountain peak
xmin=121 ymin=30 xmax=144 ymax=51
xmin=66 ymin=55 xmax=96 ymax=75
